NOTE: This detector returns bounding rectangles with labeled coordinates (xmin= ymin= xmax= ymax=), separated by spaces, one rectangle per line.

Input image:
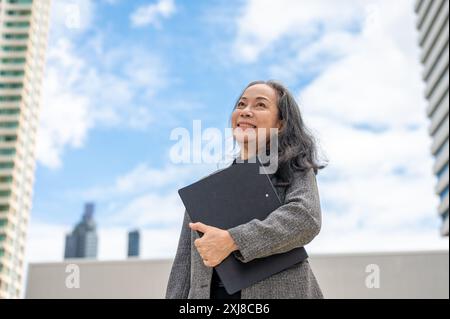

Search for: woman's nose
xmin=240 ymin=106 xmax=253 ymax=117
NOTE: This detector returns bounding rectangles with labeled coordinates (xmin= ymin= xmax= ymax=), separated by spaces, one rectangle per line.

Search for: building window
xmin=0 ymin=108 xmax=20 ymax=115
xmin=6 ymin=10 xmax=31 ymax=17
xmin=4 ymin=21 xmax=30 ymax=28
xmin=435 ymin=140 xmax=449 ymax=159
xmin=440 ymin=185 xmax=449 ymax=201
xmin=1 ymin=46 xmax=27 ymax=52
xmin=437 ymin=164 xmax=449 ymax=180
xmin=2 ymin=33 xmax=29 ymax=40
xmin=1 ymin=57 xmax=26 ymax=64
xmin=0 ymin=149 xmax=16 ymax=156
xmin=0 ymin=191 xmax=11 ymax=198
xmin=7 ymin=0 xmax=34 ymax=4
xmin=0 ymin=83 xmax=23 ymax=89
xmin=0 ymin=70 xmax=25 ymax=77
xmin=0 ymin=96 xmax=22 ymax=102
xmin=0 ymin=122 xmax=19 ymax=129
xmin=0 ymin=135 xmax=17 ymax=143
xmin=0 ymin=162 xmax=14 ymax=170
xmin=0 ymin=176 xmax=13 ymax=183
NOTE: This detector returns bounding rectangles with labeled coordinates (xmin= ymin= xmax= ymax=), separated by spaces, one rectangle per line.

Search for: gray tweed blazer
xmin=165 ymin=157 xmax=323 ymax=299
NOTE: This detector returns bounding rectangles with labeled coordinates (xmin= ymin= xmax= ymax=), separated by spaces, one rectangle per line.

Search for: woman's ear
xmin=277 ymin=120 xmax=285 ymax=133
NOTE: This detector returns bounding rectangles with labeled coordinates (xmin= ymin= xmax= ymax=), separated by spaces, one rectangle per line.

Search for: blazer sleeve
xmin=227 ymin=168 xmax=322 ymax=263
xmin=165 ymin=210 xmax=192 ymax=299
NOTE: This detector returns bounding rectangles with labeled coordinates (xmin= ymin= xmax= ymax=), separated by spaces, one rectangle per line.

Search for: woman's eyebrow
xmin=240 ymin=96 xmax=270 ymax=102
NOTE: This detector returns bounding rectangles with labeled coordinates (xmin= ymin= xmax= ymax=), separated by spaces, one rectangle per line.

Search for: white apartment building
xmin=0 ymin=0 xmax=51 ymax=298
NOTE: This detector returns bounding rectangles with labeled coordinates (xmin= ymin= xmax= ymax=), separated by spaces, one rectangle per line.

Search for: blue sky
xmin=25 ymin=0 xmax=448 ymax=262
xmin=35 ymin=0 xmax=245 ymax=221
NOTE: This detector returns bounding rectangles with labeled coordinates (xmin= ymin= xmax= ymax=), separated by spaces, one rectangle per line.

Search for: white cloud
xmin=37 ymin=39 xmax=93 ymax=168
xmin=84 ymin=163 xmax=200 ymax=198
xmin=50 ymin=0 xmax=95 ymax=35
xmin=308 ymin=226 xmax=449 ymax=254
xmin=96 ymin=226 xmax=179 ymax=260
xmin=295 ymin=0 xmax=438 ymax=243
xmin=232 ymin=0 xmax=370 ymax=63
xmin=105 ymin=192 xmax=185 ymax=228
xmin=25 ymin=221 xmax=71 ymax=263
xmin=98 ymin=226 xmax=182 ymax=259
xmin=37 ymin=35 xmax=169 ymax=168
xmin=36 ymin=0 xmax=179 ymax=169
xmin=298 ymin=4 xmax=424 ymax=130
xmin=37 ymin=1 xmax=98 ymax=169
xmin=130 ymin=0 xmax=176 ymax=28
xmin=121 ymin=48 xmax=170 ymax=98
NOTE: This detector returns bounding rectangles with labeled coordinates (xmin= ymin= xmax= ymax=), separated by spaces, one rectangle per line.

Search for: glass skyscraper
xmin=64 ymin=203 xmax=98 ymax=259
xmin=127 ymin=229 xmax=140 ymax=258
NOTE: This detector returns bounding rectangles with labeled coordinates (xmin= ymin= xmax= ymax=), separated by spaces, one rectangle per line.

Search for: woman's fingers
xmin=189 ymin=222 xmax=210 ymax=234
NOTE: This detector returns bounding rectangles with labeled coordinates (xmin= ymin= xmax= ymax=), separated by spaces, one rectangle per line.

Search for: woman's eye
xmin=237 ymin=102 xmax=245 ymax=108
xmin=257 ymin=103 xmax=266 ymax=108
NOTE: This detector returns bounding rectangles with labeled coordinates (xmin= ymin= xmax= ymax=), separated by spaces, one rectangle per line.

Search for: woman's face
xmin=231 ymin=84 xmax=282 ymax=147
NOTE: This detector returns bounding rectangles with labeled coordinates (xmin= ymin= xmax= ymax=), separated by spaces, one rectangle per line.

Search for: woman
xmin=166 ymin=80 xmax=327 ymax=299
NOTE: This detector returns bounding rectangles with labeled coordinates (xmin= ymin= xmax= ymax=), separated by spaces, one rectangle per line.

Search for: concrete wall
xmin=309 ymin=250 xmax=448 ymax=298
xmin=25 ymin=250 xmax=449 ymax=299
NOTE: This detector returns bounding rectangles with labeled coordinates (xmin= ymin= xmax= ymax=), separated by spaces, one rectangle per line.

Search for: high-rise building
xmin=64 ymin=203 xmax=98 ymax=259
xmin=414 ymin=0 xmax=449 ymax=236
xmin=0 ymin=0 xmax=51 ymax=298
xmin=127 ymin=229 xmax=140 ymax=258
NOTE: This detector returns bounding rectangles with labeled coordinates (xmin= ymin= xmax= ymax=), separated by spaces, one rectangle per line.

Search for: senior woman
xmin=166 ymin=80 xmax=326 ymax=299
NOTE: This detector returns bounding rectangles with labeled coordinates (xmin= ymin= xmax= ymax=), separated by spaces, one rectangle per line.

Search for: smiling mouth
xmin=237 ymin=123 xmax=257 ymax=129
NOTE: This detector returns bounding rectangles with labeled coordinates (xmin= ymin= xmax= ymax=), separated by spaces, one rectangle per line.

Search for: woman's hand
xmin=189 ymin=222 xmax=238 ymax=267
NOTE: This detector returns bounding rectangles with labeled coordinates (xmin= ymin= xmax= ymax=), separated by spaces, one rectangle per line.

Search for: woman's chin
xmin=233 ymin=134 xmax=258 ymax=144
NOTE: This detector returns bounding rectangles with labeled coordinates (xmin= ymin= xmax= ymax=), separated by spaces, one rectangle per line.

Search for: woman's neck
xmin=240 ymin=141 xmax=275 ymax=161
xmin=240 ymin=144 xmax=259 ymax=161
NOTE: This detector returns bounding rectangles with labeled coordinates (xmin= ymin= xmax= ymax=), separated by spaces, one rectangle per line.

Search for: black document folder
xmin=178 ymin=158 xmax=308 ymax=294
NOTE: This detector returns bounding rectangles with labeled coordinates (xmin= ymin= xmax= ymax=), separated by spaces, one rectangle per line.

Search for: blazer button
xmin=200 ymin=284 xmax=208 ymax=288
